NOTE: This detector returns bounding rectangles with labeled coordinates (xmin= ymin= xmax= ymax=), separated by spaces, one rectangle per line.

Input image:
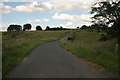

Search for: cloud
xmin=53 ymin=13 xmax=93 ymax=22
xmin=73 ymin=14 xmax=94 ymax=22
xmin=51 ymin=0 xmax=97 ymax=12
xmin=52 ymin=13 xmax=74 ymax=21
xmin=27 ymin=18 xmax=49 ymax=23
xmin=0 ymin=2 xmax=13 ymax=14
xmin=14 ymin=2 xmax=52 ymax=13
xmin=0 ymin=23 xmax=9 ymax=31
xmin=65 ymin=22 xmax=73 ymax=27
xmin=52 ymin=13 xmax=93 ymax=26
xmin=60 ymin=22 xmax=73 ymax=28
xmin=3 ymin=0 xmax=34 ymax=2
xmin=27 ymin=20 xmax=33 ymax=23
xmin=2 ymin=0 xmax=97 ymax=13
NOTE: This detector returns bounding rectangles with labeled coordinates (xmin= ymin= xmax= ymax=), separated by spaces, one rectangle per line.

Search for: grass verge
xmin=60 ymin=30 xmax=119 ymax=74
xmin=2 ymin=30 xmax=70 ymax=77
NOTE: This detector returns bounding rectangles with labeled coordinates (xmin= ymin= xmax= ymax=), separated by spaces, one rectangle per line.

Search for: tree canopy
xmin=80 ymin=25 xmax=88 ymax=30
xmin=36 ymin=26 xmax=42 ymax=31
xmin=23 ymin=24 xmax=32 ymax=31
xmin=45 ymin=26 xmax=51 ymax=30
xmin=91 ymin=0 xmax=120 ymax=37
xmin=7 ymin=24 xmax=22 ymax=32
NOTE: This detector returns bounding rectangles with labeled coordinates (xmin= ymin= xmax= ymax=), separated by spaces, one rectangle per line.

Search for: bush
xmin=99 ymin=33 xmax=108 ymax=41
xmin=67 ymin=37 xmax=74 ymax=41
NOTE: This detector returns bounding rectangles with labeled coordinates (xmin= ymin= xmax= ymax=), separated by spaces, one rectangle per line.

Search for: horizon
xmin=0 ymin=0 xmax=98 ymax=31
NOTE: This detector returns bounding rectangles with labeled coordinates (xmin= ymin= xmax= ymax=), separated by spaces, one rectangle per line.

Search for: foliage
xmin=36 ymin=25 xmax=42 ymax=31
xmin=91 ymin=0 xmax=120 ymax=39
xmin=77 ymin=27 xmax=79 ymax=29
xmin=7 ymin=24 xmax=22 ymax=32
xmin=23 ymin=24 xmax=32 ymax=31
xmin=45 ymin=26 xmax=71 ymax=31
xmin=80 ymin=25 xmax=88 ymax=30
xmin=45 ymin=26 xmax=51 ymax=30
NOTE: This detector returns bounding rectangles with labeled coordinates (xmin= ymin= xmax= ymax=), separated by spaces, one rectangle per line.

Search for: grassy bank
xmin=2 ymin=31 xmax=70 ymax=77
xmin=60 ymin=30 xmax=119 ymax=74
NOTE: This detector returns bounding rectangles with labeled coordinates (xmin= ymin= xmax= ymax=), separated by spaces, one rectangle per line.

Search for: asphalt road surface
xmin=7 ymin=40 xmax=119 ymax=78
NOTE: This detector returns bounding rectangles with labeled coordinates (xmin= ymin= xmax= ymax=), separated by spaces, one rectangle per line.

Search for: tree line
xmin=7 ymin=24 xmax=72 ymax=32
xmin=6 ymin=0 xmax=119 ymax=43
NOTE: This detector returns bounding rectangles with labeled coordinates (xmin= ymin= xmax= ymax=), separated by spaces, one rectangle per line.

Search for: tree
xmin=77 ymin=27 xmax=79 ymax=29
xmin=80 ymin=25 xmax=88 ymax=30
xmin=7 ymin=24 xmax=22 ymax=32
xmin=60 ymin=26 xmax=63 ymax=30
xmin=45 ymin=26 xmax=51 ymax=30
xmin=23 ymin=23 xmax=32 ymax=31
xmin=36 ymin=25 xmax=42 ymax=31
xmin=91 ymin=0 xmax=120 ymax=37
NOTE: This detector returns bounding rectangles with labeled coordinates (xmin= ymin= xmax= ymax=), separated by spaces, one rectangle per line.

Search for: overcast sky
xmin=0 ymin=0 xmax=100 ymax=31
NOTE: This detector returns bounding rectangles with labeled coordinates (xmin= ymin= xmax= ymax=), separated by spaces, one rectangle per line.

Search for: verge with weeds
xmin=2 ymin=31 xmax=70 ymax=77
xmin=60 ymin=30 xmax=119 ymax=74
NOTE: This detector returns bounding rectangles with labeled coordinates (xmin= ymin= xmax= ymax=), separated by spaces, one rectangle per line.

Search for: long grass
xmin=60 ymin=30 xmax=119 ymax=74
xmin=2 ymin=31 xmax=70 ymax=77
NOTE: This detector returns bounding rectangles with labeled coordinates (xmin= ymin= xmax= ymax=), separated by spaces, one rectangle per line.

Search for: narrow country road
xmin=7 ymin=40 xmax=119 ymax=78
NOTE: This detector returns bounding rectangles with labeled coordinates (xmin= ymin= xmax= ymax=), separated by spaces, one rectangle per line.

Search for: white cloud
xmin=73 ymin=14 xmax=94 ymax=22
xmin=52 ymin=13 xmax=74 ymax=21
xmin=43 ymin=1 xmax=53 ymax=10
xmin=51 ymin=0 xmax=97 ymax=12
xmin=2 ymin=0 xmax=98 ymax=13
xmin=60 ymin=22 xmax=73 ymax=28
xmin=27 ymin=18 xmax=49 ymax=23
xmin=52 ymin=13 xmax=94 ymax=27
xmin=4 ymin=0 xmax=33 ymax=2
xmin=79 ymin=21 xmax=92 ymax=27
xmin=0 ymin=23 xmax=9 ymax=31
xmin=14 ymin=2 xmax=52 ymax=13
xmin=53 ymin=13 xmax=93 ymax=22
xmin=27 ymin=20 xmax=33 ymax=23
xmin=65 ymin=22 xmax=73 ymax=27
xmin=42 ymin=18 xmax=49 ymax=22
xmin=0 ymin=2 xmax=13 ymax=14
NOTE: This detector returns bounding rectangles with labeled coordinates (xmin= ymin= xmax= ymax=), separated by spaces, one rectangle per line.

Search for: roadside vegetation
xmin=60 ymin=30 xmax=119 ymax=74
xmin=2 ymin=31 xmax=70 ymax=77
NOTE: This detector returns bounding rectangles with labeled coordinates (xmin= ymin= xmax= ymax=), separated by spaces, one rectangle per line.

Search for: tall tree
xmin=23 ymin=23 xmax=32 ymax=31
xmin=91 ymin=0 xmax=120 ymax=37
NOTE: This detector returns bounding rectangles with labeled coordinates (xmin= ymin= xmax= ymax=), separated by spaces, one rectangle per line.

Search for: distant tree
xmin=60 ymin=26 xmax=63 ymax=30
xmin=7 ymin=26 xmax=13 ymax=32
xmin=23 ymin=23 xmax=32 ymax=31
xmin=80 ymin=25 xmax=88 ymax=30
xmin=36 ymin=25 xmax=42 ymax=31
xmin=45 ymin=26 xmax=51 ymax=30
xmin=77 ymin=27 xmax=79 ymax=29
xmin=7 ymin=24 xmax=22 ymax=32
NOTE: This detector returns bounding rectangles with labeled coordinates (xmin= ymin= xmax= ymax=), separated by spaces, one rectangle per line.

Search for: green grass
xmin=2 ymin=31 xmax=70 ymax=77
xmin=60 ymin=30 xmax=119 ymax=74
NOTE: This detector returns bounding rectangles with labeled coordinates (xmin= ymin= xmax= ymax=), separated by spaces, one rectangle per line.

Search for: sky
xmin=0 ymin=0 xmax=99 ymax=31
